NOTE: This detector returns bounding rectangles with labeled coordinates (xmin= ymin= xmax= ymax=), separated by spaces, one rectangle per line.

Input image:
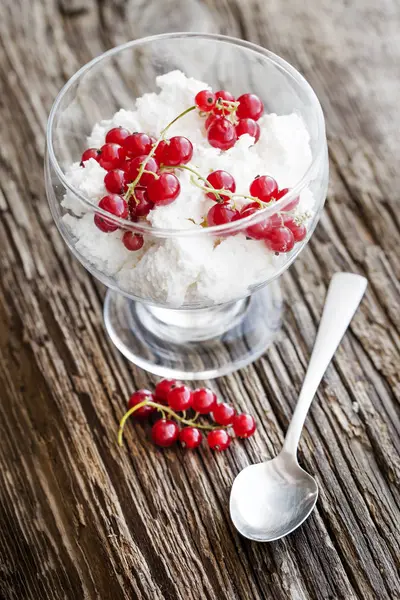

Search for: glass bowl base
xmin=103 ymin=282 xmax=282 ymax=380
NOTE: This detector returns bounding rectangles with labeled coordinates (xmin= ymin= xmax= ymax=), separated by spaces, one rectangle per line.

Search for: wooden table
xmin=1 ymin=1 xmax=399 ymax=599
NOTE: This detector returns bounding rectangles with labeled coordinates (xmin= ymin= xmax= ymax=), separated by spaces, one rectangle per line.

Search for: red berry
xmin=283 ymin=217 xmax=307 ymax=242
xmin=232 ymin=413 xmax=256 ymax=438
xmin=264 ymin=226 xmax=295 ymax=253
xmin=276 ymin=188 xmax=300 ymax=212
xmin=128 ymin=389 xmax=155 ymax=420
xmin=122 ymin=232 xmax=144 ymax=251
xmin=207 ymin=204 xmax=239 ymax=226
xmin=192 ymin=388 xmax=217 ymax=414
xmin=104 ymin=169 xmax=126 ymax=194
xmin=179 ymin=427 xmax=203 ymax=449
xmin=249 ymin=175 xmax=278 ymax=202
xmin=205 ymin=114 xmax=217 ymax=130
xmin=151 ymin=419 xmax=179 ymax=447
xmin=94 ymin=194 xmax=128 ymax=232
xmin=120 ymin=159 xmax=132 ymax=173
xmin=153 ymin=140 xmax=169 ymax=164
xmin=213 ymin=90 xmax=235 ymax=115
xmin=212 ymin=402 xmax=236 ymax=425
xmin=207 ymin=117 xmax=237 ymax=151
xmin=129 ymin=188 xmax=154 ymax=218
xmin=265 ymin=213 xmax=284 ymax=229
xmin=236 ymin=118 xmax=261 ymax=142
xmin=240 ymin=206 xmax=271 ymax=240
xmin=147 ymin=173 xmax=180 ymax=206
xmin=80 ymin=148 xmax=99 ymax=166
xmin=125 ymin=155 xmax=159 ymax=187
xmin=206 ymin=170 xmax=236 ymax=202
xmin=123 ymin=133 xmax=153 ymax=158
xmin=207 ymin=429 xmax=231 ymax=451
xmin=98 ymin=143 xmax=125 ymax=171
xmin=155 ymin=379 xmax=180 ymax=405
xmin=106 ymin=127 xmax=130 ymax=145
xmin=167 ymin=385 xmax=193 ymax=412
xmin=237 ymin=93 xmax=264 ymax=121
xmin=162 ymin=136 xmax=193 ymax=166
xmin=195 ymin=90 xmax=216 ymax=112
xmin=243 ymin=201 xmax=263 ymax=211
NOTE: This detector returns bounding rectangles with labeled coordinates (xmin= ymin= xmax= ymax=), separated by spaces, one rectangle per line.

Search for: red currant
xmin=104 ymin=169 xmax=126 ymax=194
xmin=147 ymin=173 xmax=180 ymax=206
xmin=207 ymin=117 xmax=237 ymax=151
xmin=276 ymin=188 xmax=300 ymax=212
xmin=80 ymin=148 xmax=99 ymax=166
xmin=192 ymin=388 xmax=217 ymax=414
xmin=237 ymin=93 xmax=264 ymax=121
xmin=128 ymin=389 xmax=155 ymax=419
xmin=106 ymin=127 xmax=130 ymax=145
xmin=207 ymin=204 xmax=239 ymax=226
xmin=179 ymin=427 xmax=203 ymax=449
xmin=94 ymin=194 xmax=128 ymax=232
xmin=151 ymin=419 xmax=179 ymax=447
xmin=155 ymin=379 xmax=180 ymax=405
xmin=249 ymin=175 xmax=278 ymax=202
xmin=167 ymin=385 xmax=193 ymax=412
xmin=232 ymin=413 xmax=256 ymax=438
xmin=240 ymin=206 xmax=271 ymax=240
xmin=242 ymin=201 xmax=263 ymax=211
xmin=120 ymin=159 xmax=132 ymax=173
xmin=213 ymin=90 xmax=235 ymax=115
xmin=162 ymin=136 xmax=193 ymax=166
xmin=236 ymin=118 xmax=261 ymax=142
xmin=123 ymin=133 xmax=153 ymax=158
xmin=125 ymin=155 xmax=159 ymax=187
xmin=283 ymin=217 xmax=307 ymax=242
xmin=212 ymin=402 xmax=236 ymax=425
xmin=264 ymin=226 xmax=295 ymax=253
xmin=129 ymin=188 xmax=154 ymax=218
xmin=153 ymin=140 xmax=169 ymax=164
xmin=98 ymin=143 xmax=125 ymax=171
xmin=122 ymin=232 xmax=144 ymax=251
xmin=205 ymin=114 xmax=217 ymax=130
xmin=265 ymin=213 xmax=284 ymax=229
xmin=206 ymin=170 xmax=236 ymax=202
xmin=207 ymin=429 xmax=231 ymax=451
xmin=195 ymin=90 xmax=216 ymax=112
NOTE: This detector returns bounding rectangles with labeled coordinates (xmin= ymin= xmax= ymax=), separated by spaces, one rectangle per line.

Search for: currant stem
xmin=125 ymin=105 xmax=197 ymax=200
xmin=118 ymin=400 xmax=225 ymax=446
xmin=171 ymin=164 xmax=224 ymax=203
xmin=189 ymin=175 xmax=265 ymax=206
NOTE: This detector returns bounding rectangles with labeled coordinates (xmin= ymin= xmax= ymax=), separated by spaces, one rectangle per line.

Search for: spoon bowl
xmin=230 ymin=453 xmax=318 ymax=542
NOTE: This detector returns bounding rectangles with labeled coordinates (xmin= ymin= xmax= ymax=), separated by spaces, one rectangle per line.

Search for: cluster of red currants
xmin=195 ymin=89 xmax=264 ymax=150
xmin=118 ymin=378 xmax=256 ymax=451
xmin=203 ymin=170 xmax=306 ymax=253
xmin=81 ymin=126 xmax=195 ymax=251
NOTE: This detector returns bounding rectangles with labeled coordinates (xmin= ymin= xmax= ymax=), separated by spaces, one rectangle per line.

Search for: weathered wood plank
xmin=0 ymin=0 xmax=399 ymax=599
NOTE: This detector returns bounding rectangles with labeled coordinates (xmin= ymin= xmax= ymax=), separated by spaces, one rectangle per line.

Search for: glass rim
xmin=46 ymin=32 xmax=326 ymax=238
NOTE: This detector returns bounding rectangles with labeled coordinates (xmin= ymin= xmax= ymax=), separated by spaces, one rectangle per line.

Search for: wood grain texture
xmin=0 ymin=0 xmax=399 ymax=599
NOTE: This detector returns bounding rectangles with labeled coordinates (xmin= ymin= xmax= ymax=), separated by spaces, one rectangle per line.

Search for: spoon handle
xmin=283 ymin=272 xmax=367 ymax=456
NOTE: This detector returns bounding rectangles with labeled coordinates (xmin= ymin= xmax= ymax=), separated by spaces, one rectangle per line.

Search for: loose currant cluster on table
xmin=79 ymin=87 xmax=308 ymax=255
xmin=118 ymin=378 xmax=256 ymax=451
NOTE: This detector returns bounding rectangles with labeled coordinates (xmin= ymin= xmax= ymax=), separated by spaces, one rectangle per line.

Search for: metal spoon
xmin=230 ymin=272 xmax=367 ymax=542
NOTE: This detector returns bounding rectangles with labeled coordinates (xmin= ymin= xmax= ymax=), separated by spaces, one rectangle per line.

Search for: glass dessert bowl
xmin=45 ymin=33 xmax=328 ymax=379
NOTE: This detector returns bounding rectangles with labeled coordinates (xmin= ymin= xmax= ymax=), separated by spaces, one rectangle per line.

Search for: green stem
xmin=189 ymin=175 xmax=265 ymax=207
xmin=118 ymin=399 xmax=225 ymax=446
xmin=125 ymin=105 xmax=197 ymax=200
